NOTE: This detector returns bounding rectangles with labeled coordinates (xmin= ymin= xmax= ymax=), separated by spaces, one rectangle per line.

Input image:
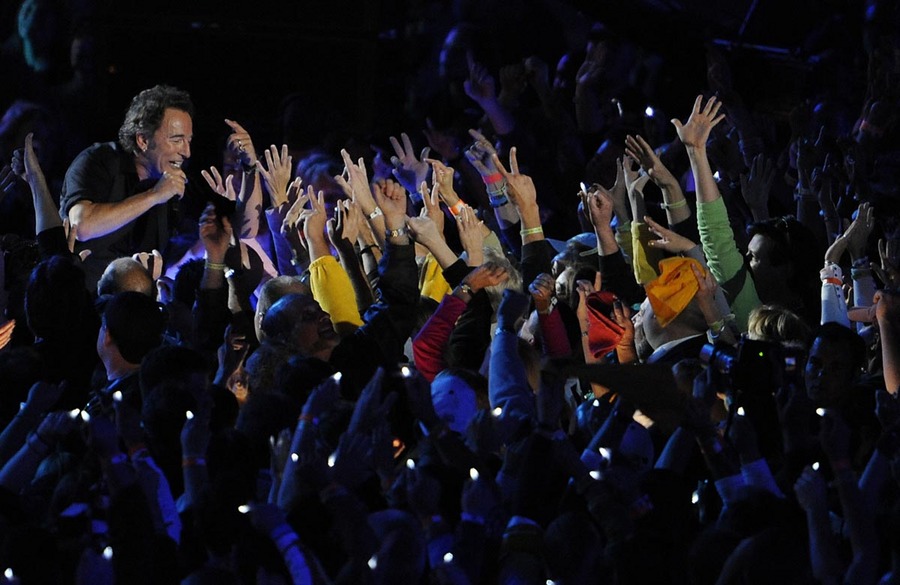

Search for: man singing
xmin=59 ymin=84 xmax=194 ymax=287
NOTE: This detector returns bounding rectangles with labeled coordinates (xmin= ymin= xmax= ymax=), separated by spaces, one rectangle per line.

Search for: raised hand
xmin=419 ymin=180 xmax=444 ymax=238
xmin=611 ymin=300 xmax=635 ymax=349
xmin=257 ymin=144 xmax=294 ymax=207
xmin=491 ymin=147 xmax=537 ymax=211
xmin=690 ymin=263 xmax=720 ymax=311
xmin=336 ymin=149 xmax=378 ymax=215
xmin=739 ymin=154 xmax=776 ymax=219
xmin=671 ymin=95 xmax=726 ymax=149
xmin=406 ymin=213 xmax=442 ymax=249
xmin=327 ymin=199 xmax=362 ymax=249
xmin=464 ymin=54 xmax=498 ymax=106
xmin=299 ymin=187 xmax=328 ymax=253
xmin=198 ymin=203 xmax=233 ymax=262
xmin=457 ymin=205 xmax=485 ymax=266
xmin=389 ymin=132 xmax=431 ymax=195
xmin=528 ymin=273 xmax=555 ymax=314
xmin=425 ymin=158 xmax=458 ymax=206
xmin=644 ymin=215 xmax=696 ymax=254
xmin=464 ymin=129 xmax=501 ymax=177
xmin=586 ymin=186 xmax=615 ymax=231
xmin=372 ymin=178 xmax=409 ymax=232
xmin=574 ymin=276 xmax=599 ymax=324
xmin=843 ymin=202 xmax=875 ymax=261
xmin=200 ymin=165 xmax=230 ymax=198
xmin=622 ymin=156 xmax=650 ymax=197
xmin=132 ymin=249 xmax=164 ymax=281
xmin=624 ymin=134 xmax=677 ymax=187
xmin=281 ymin=188 xmax=311 ymax=233
xmin=224 ymin=119 xmax=257 ymax=167
xmin=463 ymin=262 xmax=509 ymax=293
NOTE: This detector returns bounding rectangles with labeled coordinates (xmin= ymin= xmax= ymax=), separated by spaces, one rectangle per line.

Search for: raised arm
xmin=672 ymin=95 xmax=760 ymax=330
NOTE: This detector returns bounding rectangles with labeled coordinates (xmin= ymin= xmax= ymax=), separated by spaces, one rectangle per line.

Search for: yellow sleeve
xmin=309 ymin=255 xmax=363 ymax=333
xmin=631 ymin=221 xmax=664 ymax=285
xmin=419 ymin=254 xmax=452 ymax=303
xmin=615 ymin=221 xmax=633 ymax=265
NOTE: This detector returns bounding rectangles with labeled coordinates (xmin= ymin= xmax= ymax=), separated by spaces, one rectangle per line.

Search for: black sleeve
xmin=331 ymin=242 xmax=419 ymax=398
xmin=192 ymin=288 xmax=231 ymax=354
xmin=520 ymin=240 xmax=556 ymax=292
xmin=598 ymin=250 xmax=645 ymax=306
xmin=36 ymin=226 xmax=71 ymax=259
xmin=446 ymin=291 xmax=493 ymax=372
xmin=442 ymin=258 xmax=473 ymax=289
xmin=59 ymin=145 xmax=117 ymax=218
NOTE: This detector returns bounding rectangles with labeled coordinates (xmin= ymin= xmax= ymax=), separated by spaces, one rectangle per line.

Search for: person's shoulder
xmin=67 ymin=142 xmax=132 ymax=176
xmin=76 ymin=141 xmax=128 ymax=161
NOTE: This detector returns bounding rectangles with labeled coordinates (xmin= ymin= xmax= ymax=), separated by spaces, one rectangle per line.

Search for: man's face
xmin=287 ymin=296 xmax=340 ymax=357
xmin=747 ymin=234 xmax=790 ymax=303
xmin=805 ymin=337 xmax=856 ymax=407
xmin=138 ymin=108 xmax=192 ymax=179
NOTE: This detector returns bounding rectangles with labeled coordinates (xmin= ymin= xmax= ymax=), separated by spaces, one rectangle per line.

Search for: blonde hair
xmin=482 ymin=246 xmax=522 ymax=308
xmin=747 ymin=305 xmax=811 ymax=346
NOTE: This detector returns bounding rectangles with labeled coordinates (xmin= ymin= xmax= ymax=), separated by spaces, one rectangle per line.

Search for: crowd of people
xmin=0 ymin=0 xmax=900 ymax=583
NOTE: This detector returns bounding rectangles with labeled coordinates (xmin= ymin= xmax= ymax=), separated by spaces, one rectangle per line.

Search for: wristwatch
xmin=385 ymin=226 xmax=409 ymax=239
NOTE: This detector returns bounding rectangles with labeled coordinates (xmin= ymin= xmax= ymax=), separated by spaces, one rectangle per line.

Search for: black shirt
xmin=59 ymin=142 xmax=172 ymax=288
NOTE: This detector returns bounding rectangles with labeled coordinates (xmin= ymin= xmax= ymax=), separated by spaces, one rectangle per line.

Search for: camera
xmin=699 ymin=337 xmax=804 ymax=395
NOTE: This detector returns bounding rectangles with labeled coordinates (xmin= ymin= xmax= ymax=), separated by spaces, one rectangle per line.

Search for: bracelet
xmin=456 ymin=283 xmax=474 ymax=298
xmin=359 ymin=244 xmax=380 ymax=256
xmin=483 ymin=172 xmax=504 ymax=184
xmin=385 ymin=226 xmax=409 ymax=239
xmin=520 ymin=226 xmax=544 ymax=237
xmin=448 ymin=201 xmax=466 ymax=216
xmin=205 ymin=260 xmax=227 ymax=271
xmin=489 ymin=193 xmax=510 ymax=208
xmin=367 ymin=207 xmax=383 ymax=220
xmin=182 ymin=456 xmax=207 ymax=468
xmin=660 ymin=199 xmax=688 ymax=210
